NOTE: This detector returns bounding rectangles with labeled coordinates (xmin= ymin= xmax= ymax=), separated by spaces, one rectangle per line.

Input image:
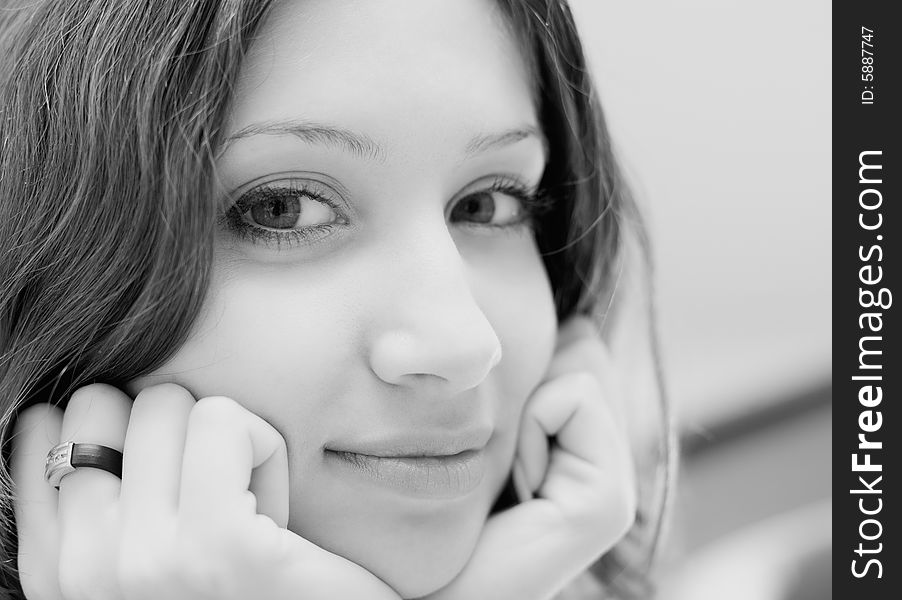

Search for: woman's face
xmin=129 ymin=0 xmax=556 ymax=595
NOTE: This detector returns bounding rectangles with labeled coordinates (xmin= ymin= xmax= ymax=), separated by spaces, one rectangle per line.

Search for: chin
xmin=293 ymin=493 xmax=489 ymax=599
xmin=365 ymin=518 xmax=483 ymax=599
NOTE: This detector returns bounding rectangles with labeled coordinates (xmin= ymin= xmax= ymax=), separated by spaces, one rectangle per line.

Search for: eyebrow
xmin=464 ymin=126 xmax=545 ymax=157
xmin=221 ymin=119 xmax=545 ymax=162
xmin=222 ymin=120 xmax=386 ymax=162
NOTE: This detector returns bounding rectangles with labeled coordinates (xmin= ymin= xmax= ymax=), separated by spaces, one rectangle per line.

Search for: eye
xmin=223 ymin=179 xmax=349 ymax=247
xmin=241 ymin=188 xmax=337 ymax=230
xmin=448 ymin=180 xmax=544 ymax=230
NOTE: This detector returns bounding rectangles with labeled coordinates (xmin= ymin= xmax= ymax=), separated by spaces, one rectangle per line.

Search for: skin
xmin=131 ymin=0 xmax=556 ymax=595
xmin=10 ymin=1 xmax=638 ymax=598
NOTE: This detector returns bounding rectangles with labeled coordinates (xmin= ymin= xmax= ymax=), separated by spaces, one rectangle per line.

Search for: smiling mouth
xmin=324 ymin=449 xmax=486 ymax=499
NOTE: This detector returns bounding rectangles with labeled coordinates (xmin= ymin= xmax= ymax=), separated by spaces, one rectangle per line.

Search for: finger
xmin=11 ymin=403 xmax=64 ymax=600
xmin=527 ymin=374 xmax=611 ymax=465
xmin=511 ymin=458 xmax=532 ymax=503
xmin=515 ymin=409 xmax=548 ymax=495
xmin=57 ymin=384 xmax=131 ymax=514
xmin=56 ymin=384 xmax=131 ymax=600
xmin=546 ymin=320 xmax=629 ymax=430
xmin=180 ymin=397 xmax=289 ymax=528
xmin=526 ymin=373 xmax=634 ymax=503
xmin=517 ymin=317 xmax=611 ymax=497
xmin=249 ymin=452 xmax=290 ymax=528
xmin=119 ymin=384 xmax=195 ymax=524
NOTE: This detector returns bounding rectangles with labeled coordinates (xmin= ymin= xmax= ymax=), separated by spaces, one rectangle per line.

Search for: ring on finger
xmin=44 ymin=442 xmax=123 ymax=490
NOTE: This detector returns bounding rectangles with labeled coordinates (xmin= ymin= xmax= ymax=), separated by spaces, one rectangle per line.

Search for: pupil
xmin=455 ymin=193 xmax=494 ymax=223
xmin=250 ymin=195 xmax=301 ymax=229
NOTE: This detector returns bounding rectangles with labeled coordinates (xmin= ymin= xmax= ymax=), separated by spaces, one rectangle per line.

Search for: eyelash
xmin=221 ymin=177 xmax=553 ymax=249
xmin=452 ymin=179 xmax=553 ymax=232
xmin=222 ymin=182 xmax=347 ymax=249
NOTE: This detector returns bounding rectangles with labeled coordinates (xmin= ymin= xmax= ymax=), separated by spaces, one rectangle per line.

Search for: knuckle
xmin=188 ymin=397 xmax=242 ymax=434
xmin=191 ymin=395 xmax=240 ymax=422
xmin=133 ymin=382 xmax=197 ymax=410
xmin=14 ymin=402 xmax=63 ymax=430
xmin=67 ymin=383 xmax=130 ymax=412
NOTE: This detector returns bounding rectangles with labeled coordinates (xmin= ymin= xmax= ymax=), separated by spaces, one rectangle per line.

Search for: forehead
xmin=225 ymin=0 xmax=538 ymax=148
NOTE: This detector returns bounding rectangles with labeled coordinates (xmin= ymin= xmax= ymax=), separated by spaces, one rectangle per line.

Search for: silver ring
xmin=44 ymin=442 xmax=123 ymax=490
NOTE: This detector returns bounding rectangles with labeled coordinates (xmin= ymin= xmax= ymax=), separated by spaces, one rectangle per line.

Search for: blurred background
xmin=569 ymin=1 xmax=831 ymax=598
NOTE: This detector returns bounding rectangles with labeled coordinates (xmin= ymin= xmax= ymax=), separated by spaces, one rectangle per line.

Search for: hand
xmin=422 ymin=316 xmax=637 ymax=600
xmin=11 ymin=384 xmax=401 ymax=600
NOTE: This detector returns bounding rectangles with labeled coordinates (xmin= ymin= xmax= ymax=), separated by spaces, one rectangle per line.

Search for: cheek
xmin=465 ymin=231 xmax=558 ymax=420
xmin=126 ymin=264 xmax=356 ymax=454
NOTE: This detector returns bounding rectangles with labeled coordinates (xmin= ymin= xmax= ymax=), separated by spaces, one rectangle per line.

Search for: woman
xmin=0 ymin=0 xmax=673 ymax=598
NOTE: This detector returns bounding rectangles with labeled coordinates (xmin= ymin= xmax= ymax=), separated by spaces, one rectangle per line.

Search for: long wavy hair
xmin=0 ymin=1 xmax=674 ymax=598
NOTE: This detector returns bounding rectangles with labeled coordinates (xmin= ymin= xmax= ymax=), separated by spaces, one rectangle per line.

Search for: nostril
xmin=406 ymin=373 xmax=449 ymax=384
xmin=391 ymin=373 xmax=451 ymax=392
xmin=368 ymin=326 xmax=502 ymax=393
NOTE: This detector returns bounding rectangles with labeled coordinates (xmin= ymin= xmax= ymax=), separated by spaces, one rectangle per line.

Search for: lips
xmin=329 ymin=427 xmax=491 ymax=457
xmin=324 ymin=429 xmax=491 ymax=498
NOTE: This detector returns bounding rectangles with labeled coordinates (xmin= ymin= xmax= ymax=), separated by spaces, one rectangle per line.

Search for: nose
xmin=368 ymin=226 xmax=503 ymax=396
